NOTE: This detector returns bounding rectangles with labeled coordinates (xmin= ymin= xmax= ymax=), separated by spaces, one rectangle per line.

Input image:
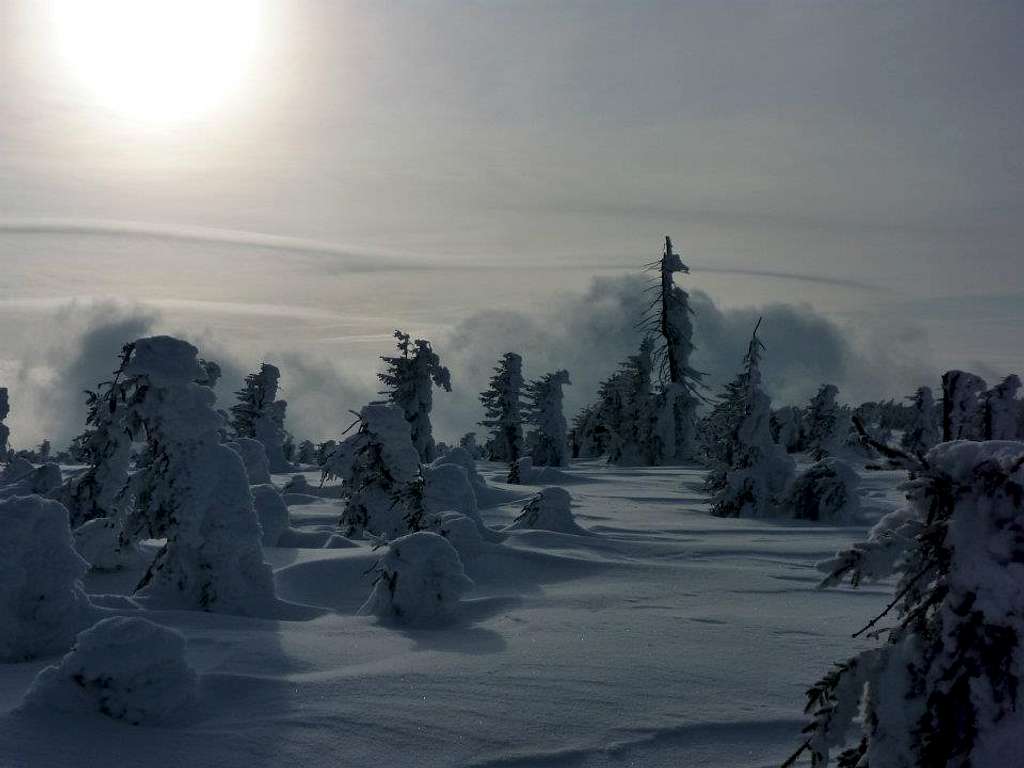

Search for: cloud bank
xmin=3 ymin=275 xmax=939 ymax=451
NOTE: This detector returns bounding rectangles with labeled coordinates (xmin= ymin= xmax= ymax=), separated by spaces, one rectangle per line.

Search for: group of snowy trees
xmin=477 ymin=352 xmax=572 ymax=481
xmin=571 ymin=238 xmax=703 ymax=466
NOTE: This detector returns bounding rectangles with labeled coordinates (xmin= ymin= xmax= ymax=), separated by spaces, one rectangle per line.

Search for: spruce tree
xmin=229 ymin=363 xmax=290 ymax=472
xmin=0 ymin=387 xmax=9 ymax=457
xmin=377 ymin=330 xmax=451 ymax=463
xmin=703 ymin=320 xmax=793 ymax=517
xmin=941 ymin=369 xmax=987 ymax=441
xmin=900 ymin=385 xmax=939 ymax=455
xmin=982 ymin=374 xmax=1021 ymax=440
xmin=802 ymin=384 xmax=841 ymax=460
xmin=479 ymin=353 xmax=525 ymax=476
xmin=639 ymin=236 xmax=704 ymax=462
xmin=52 ymin=346 xmax=135 ymax=530
xmin=523 ymin=370 xmax=572 ymax=467
xmin=786 ymin=428 xmax=1024 ymax=768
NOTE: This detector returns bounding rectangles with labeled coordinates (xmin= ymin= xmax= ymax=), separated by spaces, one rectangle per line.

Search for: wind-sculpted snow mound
xmin=512 ymin=457 xmax=576 ymax=486
xmin=785 ymin=458 xmax=861 ymax=522
xmin=504 ymin=487 xmax=590 ymax=535
xmin=360 ymin=531 xmax=474 ymax=626
xmin=0 ymin=462 xmax=62 ymax=498
xmin=0 ymin=495 xmax=95 ymax=661
xmin=251 ymin=484 xmax=289 ymax=546
xmin=73 ymin=517 xmax=142 ymax=571
xmin=429 ymin=512 xmax=486 ymax=558
xmin=0 ymin=455 xmax=35 ymax=485
xmin=226 ymin=438 xmax=272 ymax=485
xmin=21 ymin=617 xmax=198 ymax=725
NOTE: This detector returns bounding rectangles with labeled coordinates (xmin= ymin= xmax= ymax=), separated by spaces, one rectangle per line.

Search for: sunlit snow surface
xmin=0 ymin=461 xmax=902 ymax=767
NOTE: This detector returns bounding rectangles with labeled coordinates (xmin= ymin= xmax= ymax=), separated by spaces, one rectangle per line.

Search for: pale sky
xmin=1 ymin=1 xmax=1022 ymax=446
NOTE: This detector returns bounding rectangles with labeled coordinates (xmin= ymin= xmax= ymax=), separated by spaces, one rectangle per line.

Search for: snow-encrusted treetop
xmin=124 ymin=335 xmax=202 ymax=386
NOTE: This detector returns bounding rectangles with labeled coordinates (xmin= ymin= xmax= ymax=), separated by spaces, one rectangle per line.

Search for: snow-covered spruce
xmin=523 ymin=369 xmax=571 ymax=467
xmin=770 ymin=405 xmax=804 ymax=453
xmin=118 ymin=336 xmax=276 ymax=614
xmin=900 ymin=385 xmax=939 ymax=455
xmin=377 ymin=330 xmax=452 ymax=463
xmin=296 ymin=439 xmax=317 ymax=465
xmin=0 ymin=386 xmax=8 ymax=455
xmin=52 ymin=350 xmax=138 ymax=529
xmin=322 ymin=403 xmax=423 ymax=539
xmin=22 ymin=617 xmax=197 ymax=725
xmin=505 ymin=486 xmax=588 ymax=535
xmin=592 ymin=337 xmax=659 ymax=466
xmin=0 ymin=495 xmax=94 ymax=661
xmin=941 ymin=369 xmax=987 ymax=441
xmin=225 ymin=437 xmax=273 ymax=485
xmin=458 ymin=432 xmax=484 ymax=460
xmin=250 ymin=484 xmax=290 ymax=546
xmin=801 ymin=383 xmax=842 ymax=460
xmin=421 ymin=463 xmax=478 ymax=520
xmin=704 ymin=321 xmax=794 ymax=518
xmin=359 ymin=531 xmax=473 ymax=626
xmin=229 ymin=362 xmax=291 ymax=472
xmin=479 ymin=352 xmax=525 ymax=475
xmin=784 ymin=458 xmax=861 ymax=523
xmin=640 ymin=237 xmax=704 ymax=463
xmin=983 ymin=374 xmax=1021 ymax=440
xmin=787 ymin=439 xmax=1024 ymax=768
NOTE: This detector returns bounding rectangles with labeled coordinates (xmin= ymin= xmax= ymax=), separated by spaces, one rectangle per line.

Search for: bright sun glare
xmin=52 ymin=0 xmax=263 ymax=123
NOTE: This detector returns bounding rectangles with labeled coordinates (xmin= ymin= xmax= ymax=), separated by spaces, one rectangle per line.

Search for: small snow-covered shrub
xmin=422 ymin=463 xmax=478 ymax=519
xmin=73 ymin=517 xmax=142 ymax=571
xmin=788 ymin=439 xmax=1024 ymax=767
xmin=430 ymin=447 xmax=487 ymax=491
xmin=322 ymin=404 xmax=423 ymax=539
xmin=429 ymin=512 xmax=484 ymax=558
xmin=359 ymin=531 xmax=473 ymax=626
xmin=251 ymin=484 xmax=289 ymax=546
xmin=785 ymin=458 xmax=860 ymax=523
xmin=0 ymin=495 xmax=94 ymax=661
xmin=0 ymin=462 xmax=61 ymax=498
xmin=22 ymin=617 xmax=197 ymax=725
xmin=226 ymin=438 xmax=272 ymax=485
xmin=0 ymin=455 xmax=34 ymax=485
xmin=505 ymin=487 xmax=587 ymax=535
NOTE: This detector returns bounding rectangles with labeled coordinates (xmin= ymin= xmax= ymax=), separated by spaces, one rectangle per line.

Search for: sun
xmin=52 ymin=0 xmax=263 ymax=123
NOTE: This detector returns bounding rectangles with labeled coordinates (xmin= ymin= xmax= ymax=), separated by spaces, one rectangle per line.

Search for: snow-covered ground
xmin=0 ymin=460 xmax=903 ymax=768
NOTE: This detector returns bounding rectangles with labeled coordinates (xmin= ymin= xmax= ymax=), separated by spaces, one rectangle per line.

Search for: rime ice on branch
xmin=120 ymin=337 xmax=277 ymax=614
xmin=377 ymin=330 xmax=452 ymax=463
xmin=788 ymin=439 xmax=1024 ymax=768
xmin=230 ymin=362 xmax=291 ymax=472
